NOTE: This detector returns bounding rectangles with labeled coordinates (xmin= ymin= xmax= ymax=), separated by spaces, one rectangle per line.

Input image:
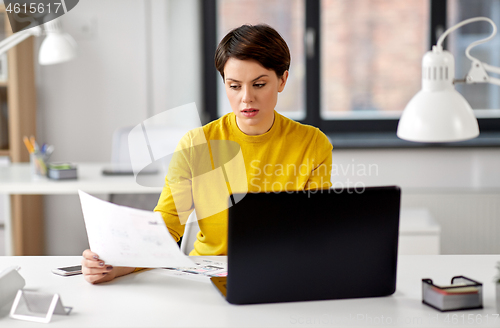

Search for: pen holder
xmin=30 ymin=152 xmax=48 ymax=179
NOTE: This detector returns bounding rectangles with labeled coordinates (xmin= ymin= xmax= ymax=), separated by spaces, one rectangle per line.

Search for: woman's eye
xmin=254 ymin=83 xmax=266 ymax=88
xmin=229 ymin=85 xmax=240 ymax=90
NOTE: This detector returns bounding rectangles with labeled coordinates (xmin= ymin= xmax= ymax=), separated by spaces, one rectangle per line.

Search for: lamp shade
xmin=397 ymin=47 xmax=479 ymax=142
xmin=397 ymin=89 xmax=479 ymax=142
xmin=38 ymin=32 xmax=77 ymax=65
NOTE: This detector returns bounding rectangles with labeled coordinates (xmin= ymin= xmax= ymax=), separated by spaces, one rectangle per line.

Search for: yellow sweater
xmin=154 ymin=111 xmax=333 ymax=255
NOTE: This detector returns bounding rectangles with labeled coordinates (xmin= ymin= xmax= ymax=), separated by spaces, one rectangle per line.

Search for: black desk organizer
xmin=422 ymin=276 xmax=483 ymax=312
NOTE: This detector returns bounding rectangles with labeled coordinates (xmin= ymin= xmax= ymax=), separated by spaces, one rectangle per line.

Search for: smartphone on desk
xmin=52 ymin=265 xmax=82 ymax=276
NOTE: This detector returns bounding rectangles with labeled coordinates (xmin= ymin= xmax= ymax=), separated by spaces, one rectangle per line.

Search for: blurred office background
xmin=0 ymin=0 xmax=499 ymax=256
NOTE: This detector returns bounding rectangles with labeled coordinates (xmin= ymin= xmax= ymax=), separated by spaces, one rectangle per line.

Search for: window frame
xmin=202 ymin=0 xmax=500 ymax=143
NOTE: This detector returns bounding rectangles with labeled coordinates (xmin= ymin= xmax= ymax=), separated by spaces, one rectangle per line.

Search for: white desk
xmin=0 ymin=255 xmax=499 ymax=327
xmin=0 ymin=163 xmax=164 ymax=194
xmin=0 ymin=163 xmax=164 ymax=255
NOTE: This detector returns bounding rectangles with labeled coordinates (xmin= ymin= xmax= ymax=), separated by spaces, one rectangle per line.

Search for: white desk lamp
xmin=0 ymin=19 xmax=76 ymax=65
xmin=397 ymin=17 xmax=498 ymax=143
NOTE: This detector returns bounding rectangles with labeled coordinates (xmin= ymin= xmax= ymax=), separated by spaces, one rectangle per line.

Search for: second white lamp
xmin=397 ymin=17 xmax=499 ymax=143
xmin=0 ymin=18 xmax=76 ymax=65
xmin=38 ymin=19 xmax=77 ymax=65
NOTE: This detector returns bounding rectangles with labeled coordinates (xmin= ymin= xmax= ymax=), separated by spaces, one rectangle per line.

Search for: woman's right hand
xmin=81 ymin=249 xmax=117 ymax=284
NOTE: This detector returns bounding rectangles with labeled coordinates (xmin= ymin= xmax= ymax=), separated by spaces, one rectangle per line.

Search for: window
xmin=202 ymin=0 xmax=500 ymax=141
xmin=448 ymin=0 xmax=500 ymax=116
xmin=320 ymin=0 xmax=429 ymax=120
xmin=216 ymin=0 xmax=306 ymax=120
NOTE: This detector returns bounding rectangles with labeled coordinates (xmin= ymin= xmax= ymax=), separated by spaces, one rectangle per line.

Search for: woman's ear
xmin=278 ymin=70 xmax=289 ymax=93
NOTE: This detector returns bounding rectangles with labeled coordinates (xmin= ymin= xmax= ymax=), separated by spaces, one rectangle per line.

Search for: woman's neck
xmin=235 ymin=114 xmax=275 ymax=136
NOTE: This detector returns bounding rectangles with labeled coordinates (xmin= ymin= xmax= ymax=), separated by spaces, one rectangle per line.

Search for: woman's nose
xmin=242 ymin=86 xmax=254 ymax=103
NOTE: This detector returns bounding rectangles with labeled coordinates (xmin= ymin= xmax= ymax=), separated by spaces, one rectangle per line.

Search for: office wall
xmin=403 ymin=193 xmax=500 ymax=254
xmin=332 ymin=148 xmax=500 ymax=255
xmin=33 ymin=0 xmax=202 ymax=255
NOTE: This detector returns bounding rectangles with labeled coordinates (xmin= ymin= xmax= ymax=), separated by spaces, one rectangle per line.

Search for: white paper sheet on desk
xmin=78 ymin=190 xmax=194 ymax=268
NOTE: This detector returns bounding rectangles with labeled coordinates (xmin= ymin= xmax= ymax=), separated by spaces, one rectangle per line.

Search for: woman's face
xmin=224 ymin=58 xmax=288 ymax=135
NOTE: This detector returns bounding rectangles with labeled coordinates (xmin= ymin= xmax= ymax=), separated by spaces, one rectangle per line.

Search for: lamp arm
xmin=465 ymin=60 xmax=500 ymax=86
xmin=0 ymin=26 xmax=42 ymax=55
xmin=486 ymin=77 xmax=500 ymax=86
xmin=483 ymin=62 xmax=500 ymax=75
xmin=436 ymin=17 xmax=496 ymax=62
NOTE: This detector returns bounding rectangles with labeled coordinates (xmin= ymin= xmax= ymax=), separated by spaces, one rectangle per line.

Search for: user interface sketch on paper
xmin=162 ymin=258 xmax=227 ymax=282
xmin=78 ymin=190 xmax=194 ymax=268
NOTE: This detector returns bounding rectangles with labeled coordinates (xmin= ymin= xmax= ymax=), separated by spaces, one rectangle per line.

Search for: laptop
xmin=210 ymin=185 xmax=401 ymax=305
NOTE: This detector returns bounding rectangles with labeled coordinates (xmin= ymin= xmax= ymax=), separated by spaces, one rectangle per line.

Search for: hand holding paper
xmin=78 ymin=190 xmax=194 ymax=268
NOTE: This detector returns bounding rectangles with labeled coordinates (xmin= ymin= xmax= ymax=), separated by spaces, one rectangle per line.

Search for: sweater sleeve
xmin=153 ymin=133 xmax=195 ymax=242
xmin=305 ymin=129 xmax=333 ymax=190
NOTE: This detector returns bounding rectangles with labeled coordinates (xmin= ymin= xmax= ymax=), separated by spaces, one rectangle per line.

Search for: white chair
xmin=110 ymin=126 xmax=134 ymax=168
xmin=180 ymin=211 xmax=201 ymax=255
xmin=110 ymin=123 xmax=202 ymax=253
xmin=108 ymin=126 xmax=162 ymax=210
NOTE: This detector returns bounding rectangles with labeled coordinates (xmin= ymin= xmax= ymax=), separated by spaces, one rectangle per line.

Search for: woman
xmin=82 ymin=24 xmax=332 ymax=284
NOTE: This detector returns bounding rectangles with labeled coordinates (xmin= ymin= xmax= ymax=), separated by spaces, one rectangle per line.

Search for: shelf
xmin=0 ymin=6 xmax=40 ymax=256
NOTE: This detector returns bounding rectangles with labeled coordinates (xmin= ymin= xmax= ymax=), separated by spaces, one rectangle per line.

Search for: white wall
xmin=332 ymin=148 xmax=500 ymax=255
xmin=34 ymin=0 xmax=202 ymax=255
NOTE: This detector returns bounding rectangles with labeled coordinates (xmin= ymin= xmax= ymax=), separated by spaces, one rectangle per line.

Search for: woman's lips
xmin=241 ymin=108 xmax=259 ymax=117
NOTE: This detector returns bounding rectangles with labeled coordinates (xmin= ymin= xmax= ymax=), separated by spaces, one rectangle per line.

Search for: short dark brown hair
xmin=214 ymin=24 xmax=291 ymax=80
